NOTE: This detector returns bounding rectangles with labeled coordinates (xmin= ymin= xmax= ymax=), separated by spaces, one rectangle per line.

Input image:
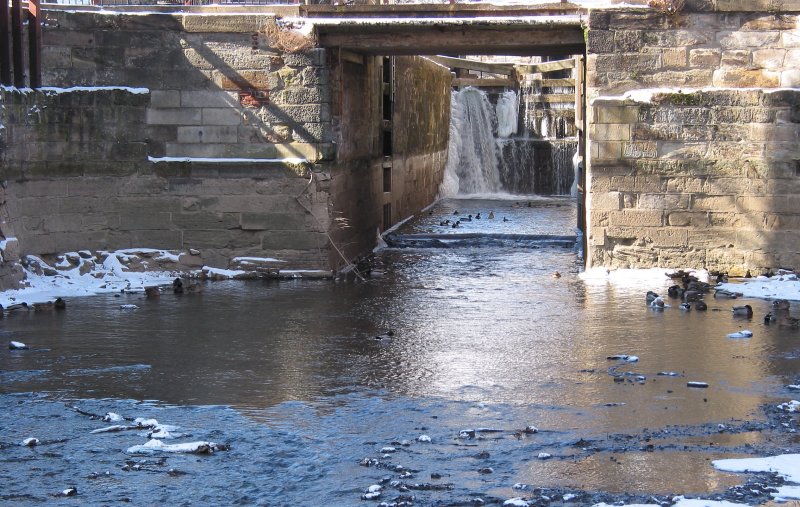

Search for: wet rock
xmin=687 ymin=381 xmax=709 ymax=388
xmin=380 ymin=447 xmax=397 ymax=453
xmin=60 ymin=487 xmax=78 ymax=497
xmin=459 ymin=429 xmax=476 ymax=439
xmin=103 ymin=412 xmax=125 ymax=423
xmin=537 ymin=452 xmax=552 ymax=459
xmin=416 ymin=435 xmax=431 ymax=443
xmin=513 ymin=483 xmax=529 ymax=490
xmin=119 ymin=304 xmax=138 ymax=310
xmin=503 ymin=498 xmax=529 ymax=507
xmin=22 ymin=437 xmax=39 ymax=447
xmin=523 ymin=425 xmax=539 ymax=434
xmin=9 ymin=341 xmax=28 ymax=350
xmin=477 ymin=467 xmax=493 ymax=474
xmin=362 ymin=484 xmax=382 ymax=500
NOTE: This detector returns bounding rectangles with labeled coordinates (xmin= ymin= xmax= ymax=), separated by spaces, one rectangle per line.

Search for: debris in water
xmin=607 ymin=355 xmax=639 ymax=363
xmin=22 ymin=437 xmax=39 ymax=447
xmin=658 ymin=371 xmax=681 ymax=377
xmin=119 ymin=304 xmax=138 ymax=310
xmin=727 ymin=330 xmax=753 ymax=339
xmin=687 ymin=381 xmax=709 ymax=388
xmin=126 ymin=439 xmax=228 ymax=454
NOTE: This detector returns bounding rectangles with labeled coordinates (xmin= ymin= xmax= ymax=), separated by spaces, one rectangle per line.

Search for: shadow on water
xmin=1 ymin=198 xmax=799 ymax=504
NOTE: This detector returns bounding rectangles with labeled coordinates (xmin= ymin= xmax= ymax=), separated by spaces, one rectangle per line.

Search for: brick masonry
xmin=586 ymin=7 xmax=800 ymax=275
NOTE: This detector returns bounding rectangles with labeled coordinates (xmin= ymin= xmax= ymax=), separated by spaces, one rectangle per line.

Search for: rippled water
xmin=1 ymin=198 xmax=799 ymax=505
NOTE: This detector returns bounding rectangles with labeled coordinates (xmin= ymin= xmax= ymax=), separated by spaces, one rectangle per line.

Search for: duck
xmin=646 ymin=291 xmax=660 ymax=305
xmin=451 ymin=221 xmax=460 ymax=229
xmin=650 ymin=296 xmax=666 ymax=308
xmin=475 ymin=213 xmax=481 ymax=220
xmin=552 ymin=271 xmax=561 ymax=279
xmin=439 ymin=220 xmax=450 ymax=226
xmin=144 ymin=286 xmax=160 ymax=299
xmin=695 ymin=300 xmax=708 ymax=311
xmin=54 ymin=298 xmax=66 ymax=310
xmin=714 ymin=289 xmax=739 ymax=299
xmin=773 ymin=299 xmax=791 ymax=311
xmin=732 ymin=305 xmax=753 ymax=317
xmin=173 ymin=278 xmax=184 ymax=294
xmin=453 ymin=210 xmax=459 ymax=215
xmin=683 ymin=290 xmax=701 ymax=302
xmin=667 ymin=285 xmax=684 ymax=299
xmin=679 ymin=302 xmax=691 ymax=311
xmin=488 ymin=211 xmax=495 ymax=219
xmin=32 ymin=301 xmax=55 ymax=312
xmin=503 ymin=217 xmax=509 ymax=222
xmin=173 ymin=278 xmax=201 ymax=294
xmin=765 ymin=311 xmax=776 ymax=324
xmin=6 ymin=302 xmax=29 ymax=312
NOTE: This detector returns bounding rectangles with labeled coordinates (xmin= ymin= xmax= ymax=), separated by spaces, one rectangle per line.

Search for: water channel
xmin=1 ymin=197 xmax=800 ymax=506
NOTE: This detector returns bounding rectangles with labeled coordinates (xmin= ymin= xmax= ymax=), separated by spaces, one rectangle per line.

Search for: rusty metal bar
xmin=10 ymin=0 xmax=22 ymax=87
xmin=28 ymin=0 xmax=41 ymax=87
xmin=0 ymin=0 xmax=10 ymax=85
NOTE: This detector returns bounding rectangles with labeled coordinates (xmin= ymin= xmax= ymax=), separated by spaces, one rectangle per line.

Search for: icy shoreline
xmin=0 ymin=248 xmax=332 ymax=308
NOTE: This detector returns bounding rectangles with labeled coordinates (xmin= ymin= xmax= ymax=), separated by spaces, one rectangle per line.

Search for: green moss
xmin=660 ymin=92 xmax=702 ymax=106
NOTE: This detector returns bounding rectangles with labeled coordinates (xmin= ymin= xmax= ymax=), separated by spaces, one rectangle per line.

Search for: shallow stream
xmin=1 ymin=198 xmax=799 ymax=506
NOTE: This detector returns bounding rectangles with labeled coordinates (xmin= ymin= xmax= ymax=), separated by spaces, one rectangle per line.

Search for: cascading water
xmin=439 ymin=88 xmax=502 ymax=197
xmin=440 ymin=85 xmax=578 ymax=198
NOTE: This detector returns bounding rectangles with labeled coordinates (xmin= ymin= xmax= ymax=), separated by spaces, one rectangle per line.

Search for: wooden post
xmin=10 ymin=0 xmax=22 ymax=87
xmin=0 ymin=0 xmax=10 ymax=85
xmin=28 ymin=0 xmax=41 ymax=88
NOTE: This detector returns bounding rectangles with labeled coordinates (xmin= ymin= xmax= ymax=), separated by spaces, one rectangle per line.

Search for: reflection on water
xmin=1 ymin=198 xmax=800 ymax=502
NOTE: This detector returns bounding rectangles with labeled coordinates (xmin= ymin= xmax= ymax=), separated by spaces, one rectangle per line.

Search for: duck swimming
xmin=144 ymin=286 xmax=160 ymax=299
xmin=679 ymin=302 xmax=691 ymax=311
xmin=646 ymin=291 xmax=660 ymax=305
xmin=773 ymin=299 xmax=791 ymax=311
xmin=732 ymin=304 xmax=753 ymax=317
xmin=488 ymin=211 xmax=495 ymax=219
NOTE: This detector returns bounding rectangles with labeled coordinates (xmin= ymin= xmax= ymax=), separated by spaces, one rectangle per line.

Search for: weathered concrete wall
xmin=392 ymin=56 xmax=451 ymax=221
xmin=0 ymin=87 xmax=330 ymax=270
xmin=586 ymin=6 xmax=800 ymax=274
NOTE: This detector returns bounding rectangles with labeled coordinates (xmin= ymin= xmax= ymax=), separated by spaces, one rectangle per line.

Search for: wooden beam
xmin=515 ymin=58 xmax=576 ymax=74
xmin=535 ymin=78 xmax=575 ymax=87
xmin=426 ymin=55 xmax=514 ymax=76
xmin=317 ymin=25 xmax=585 ymax=56
xmin=339 ymin=49 xmax=364 ymax=65
xmin=526 ymin=94 xmax=575 ymax=103
xmin=453 ymin=77 xmax=516 ymax=88
xmin=0 ymin=0 xmax=10 ymax=85
xmin=28 ymin=0 xmax=41 ymax=88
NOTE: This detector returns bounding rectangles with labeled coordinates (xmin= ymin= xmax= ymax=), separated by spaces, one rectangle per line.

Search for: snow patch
xmin=718 ymin=274 xmax=800 ymax=301
xmin=713 ymin=454 xmax=800 ymax=483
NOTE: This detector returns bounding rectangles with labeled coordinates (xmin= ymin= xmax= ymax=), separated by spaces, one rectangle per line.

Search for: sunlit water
xmin=1 ymin=198 xmax=799 ymax=505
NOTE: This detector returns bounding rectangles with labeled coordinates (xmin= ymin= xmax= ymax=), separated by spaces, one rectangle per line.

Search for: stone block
xmin=608 ymin=10 xmax=668 ymax=30
xmin=712 ymin=107 xmax=774 ymax=124
xmin=171 ymin=212 xmax=240 ymax=230
xmin=689 ymin=229 xmax=737 ymax=249
xmin=147 ymin=108 xmax=202 ymax=125
xmin=181 ymin=14 xmax=265 ymax=33
xmin=638 ymin=193 xmax=690 ymax=210
xmin=708 ymin=177 xmax=766 ymax=195
xmin=740 ymin=195 xmax=800 ymax=213
xmin=753 ymin=49 xmax=786 ymax=70
xmin=128 ymin=230 xmax=183 ymax=250
xmin=693 ymin=195 xmax=737 ymax=211
xmin=689 ymin=48 xmax=721 ymax=68
xmin=662 ymin=48 xmax=687 ymax=68
xmin=590 ymin=123 xmax=630 ymax=141
xmin=596 ymin=105 xmax=639 ymax=124
xmin=260 ymin=103 xmax=331 ymax=124
xmin=721 ymin=50 xmax=751 ymax=68
xmin=668 ymin=212 xmax=710 ymax=227
xmin=202 ymin=108 xmax=243 ymax=126
xmin=590 ymin=141 xmax=623 ymax=161
xmin=240 ymin=212 xmax=306 ymax=231
xmin=591 ymin=191 xmax=622 ymax=211
xmin=666 ymin=177 xmax=705 ymax=193
xmin=614 ymin=30 xmax=644 ymax=52
xmin=781 ymin=70 xmax=800 ymax=88
xmin=111 ymin=196 xmax=182 ymax=213
xmin=609 ymin=210 xmax=663 ymax=227
xmin=740 ymin=12 xmax=798 ymax=30
xmin=717 ymin=30 xmax=781 ymax=49
xmin=180 ymin=91 xmax=239 ymax=108
xmin=273 ymin=87 xmax=325 ymax=106
xmin=623 ymin=141 xmax=658 ymax=159
xmin=591 ymin=210 xmax=611 ymax=227
xmin=784 ymin=30 xmax=800 ymax=49
xmin=283 ymin=49 xmax=326 ymax=68
xmin=118 ymin=212 xmax=172 ymax=231
xmin=212 ymin=70 xmax=271 ymax=91
xmin=150 ymin=90 xmax=181 ymax=108
xmin=262 ymin=231 xmax=327 ymax=250
xmin=595 ymin=54 xmax=661 ymax=73
xmin=749 ymin=124 xmax=799 ymax=143
xmin=177 ymin=126 xmax=239 ymax=144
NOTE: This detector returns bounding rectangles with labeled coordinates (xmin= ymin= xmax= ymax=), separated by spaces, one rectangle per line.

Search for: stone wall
xmin=392 ymin=56 xmax=451 ymax=221
xmin=586 ymin=6 xmax=800 ymax=274
xmin=42 ymin=11 xmax=332 ymax=162
xmin=0 ymin=87 xmax=330 ymax=271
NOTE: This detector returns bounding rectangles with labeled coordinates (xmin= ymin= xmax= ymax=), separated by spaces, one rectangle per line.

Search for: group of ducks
xmin=645 ymin=271 xmax=798 ymax=326
xmin=438 ymin=210 xmax=509 ymax=228
xmin=0 ymin=297 xmax=67 ymax=316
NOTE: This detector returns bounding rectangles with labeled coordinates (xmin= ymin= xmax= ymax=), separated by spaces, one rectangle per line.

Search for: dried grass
xmin=648 ymin=0 xmax=685 ymax=15
xmin=262 ymin=18 xmax=316 ymax=54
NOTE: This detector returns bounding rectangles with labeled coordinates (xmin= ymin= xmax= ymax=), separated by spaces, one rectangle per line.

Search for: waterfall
xmin=440 ymin=86 xmax=577 ymax=198
xmin=439 ymin=87 xmax=502 ymax=197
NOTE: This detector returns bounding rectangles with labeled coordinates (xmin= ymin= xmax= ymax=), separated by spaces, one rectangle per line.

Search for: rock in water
xmin=9 ymin=341 xmax=28 ymax=350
